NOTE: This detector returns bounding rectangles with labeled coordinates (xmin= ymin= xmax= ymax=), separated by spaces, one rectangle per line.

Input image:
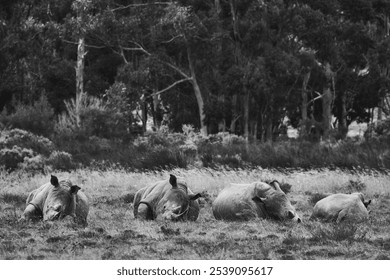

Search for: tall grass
xmin=0 ymin=167 xmax=389 ymax=260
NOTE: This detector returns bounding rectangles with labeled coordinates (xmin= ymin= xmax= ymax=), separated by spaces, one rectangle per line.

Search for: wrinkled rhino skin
xmin=311 ymin=192 xmax=371 ymax=223
xmin=212 ymin=180 xmax=301 ymax=222
xmin=20 ymin=175 xmax=89 ymax=224
xmin=133 ymin=174 xmax=201 ymax=221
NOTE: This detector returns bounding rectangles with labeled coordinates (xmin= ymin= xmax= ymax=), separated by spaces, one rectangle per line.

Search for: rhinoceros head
xmin=43 ymin=175 xmax=81 ymax=221
xmin=156 ymin=174 xmax=201 ymax=221
xmin=252 ymin=180 xmax=301 ymax=223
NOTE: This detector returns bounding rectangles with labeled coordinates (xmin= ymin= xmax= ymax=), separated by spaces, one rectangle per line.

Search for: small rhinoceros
xmin=212 ymin=180 xmax=301 ymax=222
xmin=133 ymin=174 xmax=202 ymax=221
xmin=20 ymin=175 xmax=89 ymax=224
xmin=311 ymin=192 xmax=371 ymax=223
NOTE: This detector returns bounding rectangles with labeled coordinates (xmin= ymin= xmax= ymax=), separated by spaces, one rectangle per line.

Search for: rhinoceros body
xmin=311 ymin=192 xmax=371 ymax=223
xmin=21 ymin=175 xmax=89 ymax=224
xmin=133 ymin=175 xmax=201 ymax=221
xmin=212 ymin=181 xmax=301 ymax=222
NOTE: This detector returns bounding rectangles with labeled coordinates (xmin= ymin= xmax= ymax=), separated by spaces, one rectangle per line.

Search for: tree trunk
xmin=378 ymin=96 xmax=384 ymax=121
xmin=243 ymin=91 xmax=250 ymax=141
xmin=322 ymin=62 xmax=334 ymax=140
xmin=152 ymin=94 xmax=163 ymax=129
xmin=339 ymin=90 xmax=348 ymax=139
xmin=141 ymin=101 xmax=147 ymax=133
xmin=230 ymin=94 xmax=238 ymax=133
xmin=215 ymin=0 xmax=221 ymax=15
xmin=187 ymin=44 xmax=207 ymax=135
xmin=218 ymin=93 xmax=226 ymax=132
xmin=265 ymin=116 xmax=273 ymax=142
xmin=75 ymin=36 xmax=86 ymax=127
xmin=301 ymin=70 xmax=310 ymax=126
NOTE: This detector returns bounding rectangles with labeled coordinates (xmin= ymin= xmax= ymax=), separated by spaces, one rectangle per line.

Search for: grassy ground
xmin=0 ymin=168 xmax=389 ymax=260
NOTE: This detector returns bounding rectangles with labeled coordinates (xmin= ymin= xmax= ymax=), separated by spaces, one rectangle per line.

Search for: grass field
xmin=0 ymin=167 xmax=389 ymax=260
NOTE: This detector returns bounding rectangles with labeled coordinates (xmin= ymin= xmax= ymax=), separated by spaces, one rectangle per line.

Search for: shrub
xmin=0 ymin=95 xmax=55 ymax=137
xmin=46 ymin=151 xmax=76 ymax=171
xmin=137 ymin=145 xmax=188 ymax=170
xmin=19 ymin=155 xmax=45 ymax=173
xmin=0 ymin=146 xmax=34 ymax=170
xmin=54 ymin=92 xmax=130 ymax=141
xmin=0 ymin=129 xmax=55 ymax=156
xmin=365 ymin=118 xmax=390 ymax=141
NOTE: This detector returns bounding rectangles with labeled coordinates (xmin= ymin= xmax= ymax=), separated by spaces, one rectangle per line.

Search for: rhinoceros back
xmin=212 ymin=183 xmax=261 ymax=221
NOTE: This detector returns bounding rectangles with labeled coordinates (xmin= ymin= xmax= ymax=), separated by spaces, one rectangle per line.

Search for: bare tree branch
xmin=161 ymin=35 xmax=184 ymax=44
xmin=308 ymin=91 xmax=325 ymax=105
xmin=112 ymin=46 xmax=129 ymax=64
xmin=151 ymin=78 xmax=192 ymax=97
xmin=162 ymin=61 xmax=191 ymax=79
xmin=62 ymin=39 xmax=106 ymax=49
xmin=112 ymin=2 xmax=171 ymax=12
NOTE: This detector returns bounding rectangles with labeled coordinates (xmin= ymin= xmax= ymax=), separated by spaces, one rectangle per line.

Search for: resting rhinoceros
xmin=20 ymin=175 xmax=89 ymax=224
xmin=133 ymin=174 xmax=202 ymax=221
xmin=212 ymin=180 xmax=301 ymax=222
xmin=311 ymin=192 xmax=371 ymax=223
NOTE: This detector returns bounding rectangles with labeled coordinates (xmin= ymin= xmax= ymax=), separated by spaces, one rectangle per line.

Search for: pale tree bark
xmin=378 ymin=14 xmax=389 ymax=121
xmin=215 ymin=0 xmax=226 ymax=132
xmin=229 ymin=0 xmax=247 ymax=139
xmin=187 ymin=44 xmax=207 ymax=136
xmin=75 ymin=36 xmax=86 ymax=127
xmin=230 ymin=94 xmax=239 ymax=133
xmin=322 ymin=62 xmax=334 ymax=139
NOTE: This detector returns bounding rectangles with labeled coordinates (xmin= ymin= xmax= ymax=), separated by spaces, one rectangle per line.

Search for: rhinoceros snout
xmin=44 ymin=210 xmax=61 ymax=221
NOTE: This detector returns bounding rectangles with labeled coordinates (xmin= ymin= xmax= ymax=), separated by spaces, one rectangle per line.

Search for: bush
xmin=0 ymin=95 xmax=55 ymax=137
xmin=54 ymin=92 xmax=130 ymax=141
xmin=46 ymin=151 xmax=76 ymax=171
xmin=19 ymin=155 xmax=45 ymax=173
xmin=0 ymin=146 xmax=34 ymax=170
xmin=0 ymin=129 xmax=55 ymax=156
xmin=365 ymin=118 xmax=390 ymax=141
xmin=137 ymin=145 xmax=188 ymax=170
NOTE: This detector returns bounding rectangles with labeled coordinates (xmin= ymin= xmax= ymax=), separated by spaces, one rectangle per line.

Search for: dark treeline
xmin=1 ymin=0 xmax=390 ymax=142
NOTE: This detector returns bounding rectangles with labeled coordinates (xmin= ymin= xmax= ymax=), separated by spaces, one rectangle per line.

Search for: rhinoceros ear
xmin=189 ymin=193 xmax=201 ymax=201
xmin=50 ymin=175 xmax=59 ymax=187
xmin=169 ymin=174 xmax=178 ymax=189
xmin=70 ymin=185 xmax=81 ymax=194
xmin=364 ymin=199 xmax=371 ymax=209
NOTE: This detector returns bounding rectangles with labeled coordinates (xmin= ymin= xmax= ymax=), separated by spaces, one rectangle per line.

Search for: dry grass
xmin=0 ymin=167 xmax=389 ymax=260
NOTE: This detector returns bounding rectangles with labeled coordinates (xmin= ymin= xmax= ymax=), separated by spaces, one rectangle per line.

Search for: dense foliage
xmin=1 ymin=0 xmax=389 ymax=139
xmin=0 ymin=0 xmax=390 ymax=171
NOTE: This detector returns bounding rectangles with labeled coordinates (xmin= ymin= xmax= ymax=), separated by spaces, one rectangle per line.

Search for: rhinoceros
xmin=311 ymin=192 xmax=371 ymax=223
xmin=212 ymin=180 xmax=301 ymax=222
xmin=20 ymin=175 xmax=89 ymax=224
xmin=133 ymin=174 xmax=202 ymax=221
